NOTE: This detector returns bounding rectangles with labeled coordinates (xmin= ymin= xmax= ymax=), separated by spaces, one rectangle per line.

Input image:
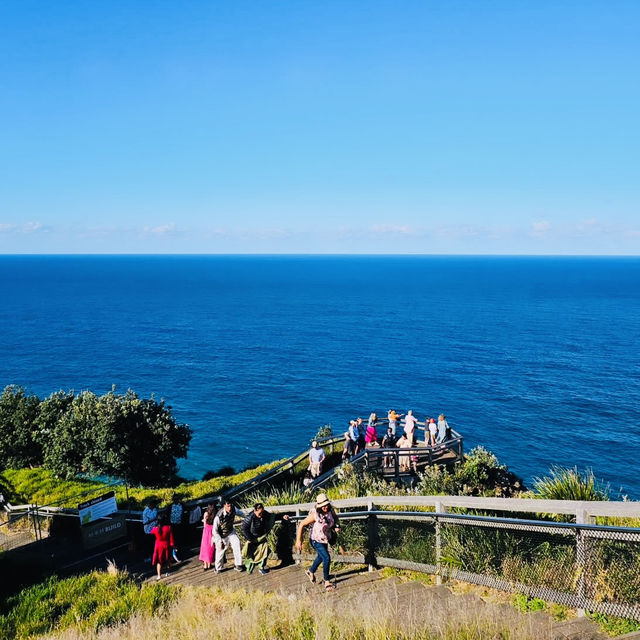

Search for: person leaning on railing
xmin=403 ymin=410 xmax=418 ymax=444
xmin=342 ymin=431 xmax=356 ymax=461
xmin=387 ymin=409 xmax=404 ymax=436
xmin=437 ymin=414 xmax=450 ymax=444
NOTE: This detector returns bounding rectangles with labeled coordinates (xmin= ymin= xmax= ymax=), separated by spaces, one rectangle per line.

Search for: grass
xmin=0 ymin=568 xmax=176 ymax=640
xmin=0 ymin=460 xmax=284 ymax=510
xmin=47 ymin=580 xmax=550 ymax=640
xmin=532 ymin=466 xmax=610 ymax=503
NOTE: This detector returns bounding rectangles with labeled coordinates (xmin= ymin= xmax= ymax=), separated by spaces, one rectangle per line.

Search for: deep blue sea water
xmin=1 ymin=255 xmax=639 ymax=496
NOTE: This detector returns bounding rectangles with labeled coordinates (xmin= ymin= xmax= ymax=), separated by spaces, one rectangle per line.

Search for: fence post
xmin=31 ymin=503 xmax=40 ymax=541
xmin=366 ymin=499 xmax=377 ymax=573
xmin=295 ymin=508 xmax=301 ymax=565
xmin=575 ymin=507 xmax=595 ymax=618
xmin=435 ymin=500 xmax=447 ymax=585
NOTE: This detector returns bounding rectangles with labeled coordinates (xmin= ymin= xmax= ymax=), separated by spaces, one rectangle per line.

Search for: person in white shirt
xmin=403 ymin=410 xmax=418 ymax=444
xmin=308 ymin=441 xmax=326 ymax=478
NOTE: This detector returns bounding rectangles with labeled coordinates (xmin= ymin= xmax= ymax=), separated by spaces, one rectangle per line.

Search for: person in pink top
xmin=199 ymin=504 xmax=216 ymax=571
xmin=365 ymin=421 xmax=379 ymax=447
xmin=403 ymin=410 xmax=418 ymax=444
xmin=295 ymin=493 xmax=340 ymax=591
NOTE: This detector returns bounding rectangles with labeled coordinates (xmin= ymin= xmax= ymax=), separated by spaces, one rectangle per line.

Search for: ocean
xmin=1 ymin=255 xmax=638 ymax=496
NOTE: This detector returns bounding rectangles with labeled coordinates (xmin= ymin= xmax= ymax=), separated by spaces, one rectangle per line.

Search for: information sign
xmin=80 ymin=514 xmax=127 ymax=549
xmin=78 ymin=491 xmax=118 ymax=525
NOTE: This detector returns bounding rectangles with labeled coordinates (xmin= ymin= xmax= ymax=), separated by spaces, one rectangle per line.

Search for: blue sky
xmin=1 ymin=2 xmax=638 ymax=254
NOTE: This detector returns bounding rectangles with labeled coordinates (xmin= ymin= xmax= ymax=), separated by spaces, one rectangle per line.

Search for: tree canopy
xmin=0 ymin=386 xmax=192 ymax=486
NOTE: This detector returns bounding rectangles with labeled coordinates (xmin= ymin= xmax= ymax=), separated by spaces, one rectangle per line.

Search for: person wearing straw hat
xmin=295 ymin=492 xmax=340 ymax=591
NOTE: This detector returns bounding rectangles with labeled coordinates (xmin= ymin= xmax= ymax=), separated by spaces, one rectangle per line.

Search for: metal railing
xmin=272 ymin=496 xmax=640 ymax=621
xmin=0 ymin=481 xmax=123 ymax=553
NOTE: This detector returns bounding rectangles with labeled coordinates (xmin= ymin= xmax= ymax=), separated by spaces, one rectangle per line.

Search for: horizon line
xmin=0 ymin=252 xmax=639 ymax=258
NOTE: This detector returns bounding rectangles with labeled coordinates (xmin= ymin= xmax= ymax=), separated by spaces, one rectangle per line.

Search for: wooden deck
xmin=139 ymin=543 xmax=376 ymax=596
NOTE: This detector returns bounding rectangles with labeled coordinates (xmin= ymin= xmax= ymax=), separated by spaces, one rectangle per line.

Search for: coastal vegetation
xmin=2 ymin=446 xmax=640 ymax=638
xmin=0 ymin=567 xmax=175 ymax=640
xmin=0 ymin=460 xmax=283 ymax=510
xmin=0 ymin=567 xmax=560 ymax=640
xmin=532 ymin=465 xmax=611 ymax=502
xmin=0 ymin=385 xmax=191 ymax=486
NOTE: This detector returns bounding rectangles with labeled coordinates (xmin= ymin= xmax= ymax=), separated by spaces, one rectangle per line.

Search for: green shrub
xmin=533 ymin=466 xmax=610 ymax=502
xmin=512 ymin=593 xmax=546 ymax=613
xmin=588 ymin=612 xmax=640 ymax=637
xmin=313 ymin=424 xmax=332 ymax=442
xmin=239 ymin=483 xmax=307 ymax=509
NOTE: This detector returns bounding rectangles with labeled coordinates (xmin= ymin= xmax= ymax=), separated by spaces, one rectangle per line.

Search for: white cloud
xmin=369 ymin=224 xmax=411 ymax=235
xmin=529 ymin=220 xmax=550 ymax=237
xmin=22 ymin=222 xmax=44 ymax=233
xmin=142 ymin=223 xmax=176 ymax=235
xmin=0 ymin=222 xmax=48 ymax=234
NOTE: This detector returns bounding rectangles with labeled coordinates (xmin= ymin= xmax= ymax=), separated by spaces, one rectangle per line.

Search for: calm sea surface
xmin=1 ymin=255 xmax=639 ymax=496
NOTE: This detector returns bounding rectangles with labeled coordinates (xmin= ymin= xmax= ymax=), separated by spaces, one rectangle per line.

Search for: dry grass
xmin=46 ymin=581 xmax=554 ymax=640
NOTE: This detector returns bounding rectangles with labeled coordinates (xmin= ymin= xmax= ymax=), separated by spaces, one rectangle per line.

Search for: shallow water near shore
xmin=1 ymin=255 xmax=639 ymax=496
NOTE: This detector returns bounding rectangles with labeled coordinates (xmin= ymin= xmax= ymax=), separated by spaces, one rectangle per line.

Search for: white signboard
xmin=78 ymin=491 xmax=118 ymax=525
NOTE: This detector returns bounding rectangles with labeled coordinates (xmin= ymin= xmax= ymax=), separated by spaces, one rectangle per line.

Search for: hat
xmin=315 ymin=493 xmax=331 ymax=508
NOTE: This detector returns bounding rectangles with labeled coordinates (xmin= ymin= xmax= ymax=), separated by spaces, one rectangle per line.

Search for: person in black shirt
xmin=241 ymin=503 xmax=289 ymax=574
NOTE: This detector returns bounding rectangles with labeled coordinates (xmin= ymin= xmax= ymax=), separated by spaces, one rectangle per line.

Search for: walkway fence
xmin=0 ymin=481 xmax=123 ymax=554
xmin=272 ymin=495 xmax=640 ymax=621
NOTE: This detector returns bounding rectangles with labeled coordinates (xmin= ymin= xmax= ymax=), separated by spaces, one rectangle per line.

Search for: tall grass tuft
xmin=50 ymin=583 xmax=550 ymax=640
xmin=533 ymin=466 xmax=610 ymax=502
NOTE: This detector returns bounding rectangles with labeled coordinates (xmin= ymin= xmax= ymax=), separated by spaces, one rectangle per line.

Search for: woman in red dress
xmin=150 ymin=514 xmax=174 ymax=580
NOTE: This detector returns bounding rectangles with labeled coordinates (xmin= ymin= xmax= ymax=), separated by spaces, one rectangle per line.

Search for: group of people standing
xmin=199 ymin=500 xmax=290 ymax=575
xmin=142 ymin=496 xmax=291 ymax=580
xmin=141 ymin=492 xmax=341 ymax=592
xmin=343 ymin=410 xmax=451 ymax=461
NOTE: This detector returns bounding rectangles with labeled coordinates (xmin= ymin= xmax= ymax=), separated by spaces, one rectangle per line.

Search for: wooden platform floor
xmin=140 ymin=546 xmax=378 ymax=598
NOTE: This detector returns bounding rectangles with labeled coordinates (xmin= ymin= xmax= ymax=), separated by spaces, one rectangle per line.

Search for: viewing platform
xmin=307 ymin=417 xmax=464 ymax=490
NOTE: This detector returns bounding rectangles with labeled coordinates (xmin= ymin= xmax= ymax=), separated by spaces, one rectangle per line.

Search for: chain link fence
xmin=293 ymin=509 xmax=640 ymax=621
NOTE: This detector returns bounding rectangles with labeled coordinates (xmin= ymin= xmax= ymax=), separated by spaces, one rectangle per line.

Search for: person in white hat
xmin=295 ymin=492 xmax=340 ymax=591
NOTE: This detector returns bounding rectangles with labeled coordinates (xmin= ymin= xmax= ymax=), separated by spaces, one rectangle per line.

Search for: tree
xmin=85 ymin=389 xmax=192 ymax=486
xmin=43 ymin=391 xmax=99 ymax=479
xmin=0 ymin=385 xmax=192 ymax=486
xmin=0 ymin=385 xmax=41 ymax=468
xmin=34 ymin=390 xmax=75 ymax=453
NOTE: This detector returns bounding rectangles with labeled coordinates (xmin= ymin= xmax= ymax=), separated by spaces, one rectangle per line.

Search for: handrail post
xmin=434 ymin=500 xmax=447 ymax=584
xmin=31 ymin=503 xmax=40 ymax=541
xmin=576 ymin=507 xmax=595 ymax=617
xmin=366 ymin=499 xmax=377 ymax=572
xmin=295 ymin=508 xmax=301 ymax=565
